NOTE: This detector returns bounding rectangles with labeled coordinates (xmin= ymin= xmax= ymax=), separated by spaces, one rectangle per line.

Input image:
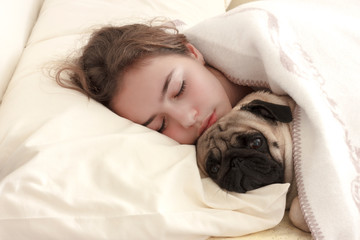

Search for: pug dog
xmin=196 ymin=91 xmax=309 ymax=232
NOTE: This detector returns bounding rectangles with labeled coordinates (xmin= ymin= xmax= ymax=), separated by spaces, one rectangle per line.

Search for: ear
xmin=186 ymin=43 xmax=205 ymax=64
xmin=241 ymin=99 xmax=293 ymax=123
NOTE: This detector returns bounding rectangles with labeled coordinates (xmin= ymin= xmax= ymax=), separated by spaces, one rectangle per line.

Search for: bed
xmin=0 ymin=0 xmax=359 ymax=239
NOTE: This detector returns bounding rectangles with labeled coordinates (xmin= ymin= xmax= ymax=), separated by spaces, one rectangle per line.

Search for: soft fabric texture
xmin=185 ymin=0 xmax=360 ymax=239
xmin=0 ymin=0 xmax=44 ymax=104
xmin=0 ymin=0 xmax=289 ymax=239
xmin=212 ymin=211 xmax=311 ymax=240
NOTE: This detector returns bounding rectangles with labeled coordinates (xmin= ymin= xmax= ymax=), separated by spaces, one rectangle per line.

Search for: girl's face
xmin=110 ymin=44 xmax=232 ymax=144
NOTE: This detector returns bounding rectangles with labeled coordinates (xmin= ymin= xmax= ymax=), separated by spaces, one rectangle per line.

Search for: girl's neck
xmin=206 ymin=65 xmax=253 ymax=107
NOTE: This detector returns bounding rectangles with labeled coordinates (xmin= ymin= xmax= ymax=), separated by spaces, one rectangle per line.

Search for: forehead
xmin=110 ymin=54 xmax=187 ymax=123
xmin=120 ymin=54 xmax=190 ymax=88
xmin=111 ymin=61 xmax=164 ymax=121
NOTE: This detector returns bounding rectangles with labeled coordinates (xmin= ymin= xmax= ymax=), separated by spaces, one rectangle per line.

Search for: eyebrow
xmin=142 ymin=69 xmax=175 ymax=126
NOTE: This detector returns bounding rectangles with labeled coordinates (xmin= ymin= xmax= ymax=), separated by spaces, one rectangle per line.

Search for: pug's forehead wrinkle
xmin=209 ymin=137 xmax=225 ymax=160
xmin=220 ymin=136 xmax=231 ymax=150
xmin=228 ymin=130 xmax=258 ymax=146
xmin=217 ymin=122 xmax=226 ymax=132
xmin=229 ymin=131 xmax=245 ymax=148
xmin=208 ymin=146 xmax=221 ymax=160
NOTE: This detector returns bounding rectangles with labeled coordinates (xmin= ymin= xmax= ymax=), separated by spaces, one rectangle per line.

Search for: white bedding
xmin=0 ymin=0 xmax=291 ymax=239
xmin=0 ymin=0 xmax=44 ymax=103
xmin=185 ymin=0 xmax=360 ymax=239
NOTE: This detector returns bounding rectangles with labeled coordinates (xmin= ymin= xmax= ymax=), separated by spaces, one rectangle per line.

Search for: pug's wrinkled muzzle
xmin=217 ymin=148 xmax=285 ymax=193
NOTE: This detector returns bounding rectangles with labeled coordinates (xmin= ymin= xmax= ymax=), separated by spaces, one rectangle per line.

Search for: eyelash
xmin=158 ymin=80 xmax=186 ymax=133
xmin=158 ymin=117 xmax=166 ymax=133
xmin=174 ymin=80 xmax=186 ymax=98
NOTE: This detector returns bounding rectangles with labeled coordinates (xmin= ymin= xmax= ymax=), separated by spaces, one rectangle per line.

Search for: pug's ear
xmin=241 ymin=99 xmax=293 ymax=123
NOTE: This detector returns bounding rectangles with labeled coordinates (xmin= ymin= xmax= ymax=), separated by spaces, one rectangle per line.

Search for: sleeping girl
xmin=55 ymin=23 xmax=253 ymax=144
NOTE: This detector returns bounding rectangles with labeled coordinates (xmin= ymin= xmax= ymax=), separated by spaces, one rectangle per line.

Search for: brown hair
xmin=55 ymin=23 xmax=190 ymax=107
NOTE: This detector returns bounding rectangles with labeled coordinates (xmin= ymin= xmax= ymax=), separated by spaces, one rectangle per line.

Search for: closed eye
xmin=157 ymin=117 xmax=167 ymax=133
xmin=206 ymin=150 xmax=221 ymax=178
xmin=174 ymin=80 xmax=186 ymax=98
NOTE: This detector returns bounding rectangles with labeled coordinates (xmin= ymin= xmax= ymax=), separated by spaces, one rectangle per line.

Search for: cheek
xmin=165 ymin=126 xmax=197 ymax=144
xmin=190 ymin=82 xmax=228 ymax=112
xmin=192 ymin=71 xmax=225 ymax=100
xmin=189 ymin=78 xmax=215 ymax=102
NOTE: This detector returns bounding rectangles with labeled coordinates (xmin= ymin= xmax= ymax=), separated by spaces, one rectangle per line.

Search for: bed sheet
xmin=210 ymin=211 xmax=311 ymax=240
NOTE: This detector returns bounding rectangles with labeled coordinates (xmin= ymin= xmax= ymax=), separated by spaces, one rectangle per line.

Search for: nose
xmin=171 ymin=105 xmax=198 ymax=128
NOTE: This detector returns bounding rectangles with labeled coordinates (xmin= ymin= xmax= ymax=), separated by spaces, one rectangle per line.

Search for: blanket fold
xmin=185 ymin=0 xmax=360 ymax=239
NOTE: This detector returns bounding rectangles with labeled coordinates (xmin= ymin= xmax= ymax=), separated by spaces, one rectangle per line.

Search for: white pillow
xmin=27 ymin=0 xmax=226 ymax=45
xmin=0 ymin=0 xmax=44 ymax=104
xmin=0 ymin=0 xmax=289 ymax=239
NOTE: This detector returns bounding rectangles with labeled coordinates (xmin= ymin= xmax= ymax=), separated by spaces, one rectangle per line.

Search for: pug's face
xmin=196 ymin=91 xmax=295 ymax=193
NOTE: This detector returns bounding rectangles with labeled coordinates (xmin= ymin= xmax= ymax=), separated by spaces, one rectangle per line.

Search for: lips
xmin=199 ymin=111 xmax=217 ymax=136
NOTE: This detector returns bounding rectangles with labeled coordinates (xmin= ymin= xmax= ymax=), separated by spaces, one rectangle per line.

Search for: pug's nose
xmin=230 ymin=156 xmax=242 ymax=168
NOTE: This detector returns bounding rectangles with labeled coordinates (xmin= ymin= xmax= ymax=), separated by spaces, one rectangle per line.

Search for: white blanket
xmin=185 ymin=0 xmax=360 ymax=239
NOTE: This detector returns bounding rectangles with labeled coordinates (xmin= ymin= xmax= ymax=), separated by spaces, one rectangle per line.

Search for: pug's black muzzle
xmin=221 ymin=148 xmax=284 ymax=192
xmin=205 ymin=132 xmax=284 ymax=193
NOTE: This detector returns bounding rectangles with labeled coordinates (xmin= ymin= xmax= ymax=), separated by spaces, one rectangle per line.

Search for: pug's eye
xmin=206 ymin=150 xmax=221 ymax=177
xmin=249 ymin=137 xmax=263 ymax=149
xmin=210 ymin=164 xmax=220 ymax=175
